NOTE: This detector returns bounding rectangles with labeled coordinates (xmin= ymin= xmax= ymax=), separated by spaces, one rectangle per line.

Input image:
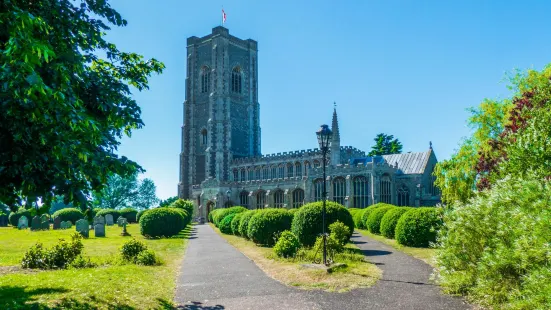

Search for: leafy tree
xmin=0 ymin=1 xmax=165 ymax=212
xmin=93 ymin=174 xmax=158 ymax=210
xmin=367 ymin=133 xmax=403 ymax=156
xmin=49 ymin=196 xmax=74 ymax=215
xmin=159 ymin=196 xmax=178 ymax=208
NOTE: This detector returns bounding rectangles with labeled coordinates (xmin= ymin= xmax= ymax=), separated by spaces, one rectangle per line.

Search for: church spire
xmin=330 ymin=102 xmax=341 ymax=166
xmin=331 ymin=102 xmax=340 ymax=142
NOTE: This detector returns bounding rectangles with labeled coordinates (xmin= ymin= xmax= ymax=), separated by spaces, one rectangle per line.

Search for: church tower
xmin=330 ymin=104 xmax=341 ymax=165
xmin=179 ymin=27 xmax=260 ymax=199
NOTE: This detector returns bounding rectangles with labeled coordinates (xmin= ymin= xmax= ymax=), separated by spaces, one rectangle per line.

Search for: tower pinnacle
xmin=330 ymin=103 xmax=341 ymax=165
xmin=331 ymin=102 xmax=340 ymax=141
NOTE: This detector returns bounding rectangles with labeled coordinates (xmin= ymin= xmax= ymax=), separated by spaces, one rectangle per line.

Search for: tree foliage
xmin=159 ymin=196 xmax=178 ymax=208
xmin=0 ymin=0 xmax=165 ymax=211
xmin=92 ymin=174 xmax=158 ymax=210
xmin=367 ymin=133 xmax=403 ymax=156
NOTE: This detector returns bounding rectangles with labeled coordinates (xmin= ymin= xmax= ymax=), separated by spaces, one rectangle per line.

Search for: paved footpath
xmin=174 ymin=225 xmax=470 ymax=310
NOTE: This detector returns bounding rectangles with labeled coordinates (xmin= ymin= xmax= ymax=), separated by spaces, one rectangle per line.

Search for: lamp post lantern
xmin=226 ymin=190 xmax=232 ymax=208
xmin=316 ymin=124 xmax=332 ymax=265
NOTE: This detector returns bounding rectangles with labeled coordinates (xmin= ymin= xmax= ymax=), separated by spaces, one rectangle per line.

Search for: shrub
xmin=313 ymin=234 xmax=342 ymax=255
xmin=247 ymin=209 xmax=293 ymax=246
xmin=288 ymin=208 xmax=299 ymax=215
xmin=136 ymin=249 xmax=159 ymax=266
xmin=140 ymin=208 xmax=186 ymax=238
xmin=436 ymin=176 xmax=551 ymax=309
xmin=120 ymin=208 xmax=138 ymax=223
xmin=137 ymin=209 xmax=149 ymax=223
xmin=395 ymin=207 xmax=442 ymax=247
xmin=273 ymin=230 xmax=301 ymax=258
xmin=171 ymin=208 xmax=191 ymax=226
xmin=51 ymin=207 xmax=84 ymax=224
xmin=291 ymin=201 xmax=354 ymax=247
xmin=95 ymin=209 xmax=122 ymax=222
xmin=21 ymin=233 xmax=84 ymax=269
xmin=213 ymin=206 xmax=247 ymax=227
xmin=9 ymin=208 xmax=32 ymax=226
xmin=329 ymin=221 xmax=350 ymax=248
xmin=120 ymin=239 xmax=148 ymax=261
xmin=380 ymin=207 xmax=412 ymax=239
xmin=361 ymin=203 xmax=393 ymax=228
xmin=353 ymin=209 xmax=367 ymax=229
xmin=238 ymin=210 xmax=256 ymax=239
xmin=231 ymin=213 xmax=244 ymax=236
xmin=208 ymin=210 xmax=216 ymax=223
xmin=366 ymin=206 xmax=395 ymax=234
xmin=68 ymin=256 xmax=97 ymax=269
xmin=219 ymin=213 xmax=237 ymax=234
xmin=170 ymin=199 xmax=194 ymax=216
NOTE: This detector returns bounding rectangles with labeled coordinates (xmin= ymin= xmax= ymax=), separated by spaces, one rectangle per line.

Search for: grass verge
xmin=0 ymin=224 xmax=191 ymax=309
xmin=356 ymin=229 xmax=436 ymax=266
xmin=211 ymin=224 xmax=381 ymax=292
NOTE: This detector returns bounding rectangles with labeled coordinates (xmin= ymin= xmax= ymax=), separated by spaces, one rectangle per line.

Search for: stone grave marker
xmin=0 ymin=214 xmax=8 ymax=227
xmin=60 ymin=221 xmax=67 ymax=229
xmin=105 ymin=214 xmax=114 ymax=226
xmin=31 ymin=216 xmax=41 ymax=231
xmin=75 ymin=219 xmax=89 ymax=238
xmin=53 ymin=217 xmax=62 ymax=229
xmin=18 ymin=216 xmax=28 ymax=229
xmin=94 ymin=223 xmax=105 ymax=237
xmin=120 ymin=218 xmax=129 ymax=236
xmin=117 ymin=216 xmax=127 ymax=227
xmin=67 ymin=221 xmax=73 ymax=229
xmin=93 ymin=215 xmax=105 ymax=226
xmin=40 ymin=214 xmax=50 ymax=230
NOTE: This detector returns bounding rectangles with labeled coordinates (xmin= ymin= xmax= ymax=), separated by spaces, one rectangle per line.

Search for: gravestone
xmin=75 ymin=219 xmax=89 ymax=238
xmin=93 ymin=215 xmax=105 ymax=226
xmin=0 ymin=215 xmax=8 ymax=227
xmin=31 ymin=216 xmax=41 ymax=231
xmin=94 ymin=223 xmax=105 ymax=237
xmin=18 ymin=216 xmax=28 ymax=229
xmin=120 ymin=219 xmax=130 ymax=236
xmin=53 ymin=217 xmax=62 ymax=229
xmin=117 ymin=216 xmax=127 ymax=227
xmin=67 ymin=221 xmax=73 ymax=229
xmin=105 ymin=214 xmax=114 ymax=226
xmin=60 ymin=221 xmax=67 ymax=229
xmin=40 ymin=214 xmax=49 ymax=230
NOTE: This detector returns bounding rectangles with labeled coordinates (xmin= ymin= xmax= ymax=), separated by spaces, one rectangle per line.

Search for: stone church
xmin=178 ymin=26 xmax=441 ymax=219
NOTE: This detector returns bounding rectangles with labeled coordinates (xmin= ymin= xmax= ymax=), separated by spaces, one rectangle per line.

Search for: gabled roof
xmin=382 ymin=150 xmax=432 ymax=174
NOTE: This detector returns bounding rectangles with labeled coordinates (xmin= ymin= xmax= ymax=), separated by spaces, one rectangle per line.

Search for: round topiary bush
xmin=95 ymin=209 xmax=122 ymax=222
xmin=247 ymin=209 xmax=294 ymax=246
xmin=170 ymin=199 xmax=194 ymax=216
xmin=291 ymin=201 xmax=354 ymax=247
xmin=140 ymin=208 xmax=186 ymax=238
xmin=120 ymin=238 xmax=148 ymax=261
xmin=120 ymin=208 xmax=138 ymax=223
xmin=273 ymin=230 xmax=301 ymax=258
xmin=137 ymin=209 xmax=149 ymax=223
xmin=9 ymin=208 xmax=32 ymax=226
xmin=52 ymin=208 xmax=84 ymax=224
xmin=353 ymin=209 xmax=367 ymax=229
xmin=136 ymin=249 xmax=159 ymax=266
xmin=238 ymin=210 xmax=256 ymax=239
xmin=380 ymin=207 xmax=412 ymax=239
xmin=231 ymin=213 xmax=244 ymax=236
xmin=361 ymin=203 xmax=393 ymax=228
xmin=366 ymin=206 xmax=395 ymax=234
xmin=219 ymin=213 xmax=237 ymax=234
xmin=213 ymin=206 xmax=247 ymax=227
xmin=395 ymin=207 xmax=443 ymax=247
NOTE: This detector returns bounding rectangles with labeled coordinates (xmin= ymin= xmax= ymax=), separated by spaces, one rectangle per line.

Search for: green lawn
xmin=0 ymin=224 xmax=190 ymax=309
xmin=356 ymin=229 xmax=436 ymax=266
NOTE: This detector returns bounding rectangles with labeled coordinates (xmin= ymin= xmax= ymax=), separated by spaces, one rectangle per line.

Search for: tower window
xmin=231 ymin=67 xmax=242 ymax=93
xmin=201 ymin=129 xmax=207 ymax=145
xmin=201 ymin=66 xmax=211 ymax=93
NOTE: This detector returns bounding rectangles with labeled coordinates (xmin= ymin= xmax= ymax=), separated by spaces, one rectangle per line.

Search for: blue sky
xmin=107 ymin=0 xmax=551 ymax=199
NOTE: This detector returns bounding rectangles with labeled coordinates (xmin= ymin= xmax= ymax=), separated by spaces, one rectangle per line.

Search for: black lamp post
xmin=226 ymin=190 xmax=232 ymax=208
xmin=316 ymin=124 xmax=332 ymax=266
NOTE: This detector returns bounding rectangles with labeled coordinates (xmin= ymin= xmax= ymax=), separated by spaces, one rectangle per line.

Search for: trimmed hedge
xmin=213 ymin=206 xmax=247 ymax=227
xmin=366 ymin=206 xmax=395 ymax=234
xmin=52 ymin=208 xmax=84 ymax=224
xmin=137 ymin=209 xmax=149 ymax=223
xmin=9 ymin=208 xmax=32 ymax=226
xmin=291 ymin=201 xmax=354 ymax=247
xmin=120 ymin=208 xmax=138 ymax=223
xmin=231 ymin=213 xmax=244 ymax=236
xmin=140 ymin=208 xmax=186 ymax=238
xmin=395 ymin=207 xmax=442 ymax=247
xmin=170 ymin=199 xmax=194 ymax=216
xmin=353 ymin=209 xmax=367 ymax=229
xmin=361 ymin=203 xmax=393 ymax=228
xmin=380 ymin=207 xmax=412 ymax=239
xmin=247 ymin=209 xmax=293 ymax=246
xmin=238 ymin=210 xmax=256 ymax=239
xmin=219 ymin=213 xmax=237 ymax=234
xmin=95 ymin=209 xmax=122 ymax=222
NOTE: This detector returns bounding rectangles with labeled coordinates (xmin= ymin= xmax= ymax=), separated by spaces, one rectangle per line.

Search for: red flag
xmin=222 ymin=9 xmax=227 ymax=24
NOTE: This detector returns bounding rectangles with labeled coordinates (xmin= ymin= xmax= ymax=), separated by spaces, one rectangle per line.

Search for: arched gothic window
xmin=295 ymin=162 xmax=302 ymax=177
xmin=231 ymin=67 xmax=242 ymax=93
xmin=273 ymin=190 xmax=284 ymax=208
xmin=255 ymin=167 xmax=261 ymax=180
xmin=397 ymin=185 xmax=410 ymax=206
xmin=240 ymin=191 xmax=249 ymax=209
xmin=271 ymin=166 xmax=277 ymax=179
xmin=332 ymin=177 xmax=346 ymax=206
xmin=232 ymin=169 xmax=238 ymax=181
xmin=313 ymin=178 xmax=324 ymax=202
xmin=380 ymin=174 xmax=392 ymax=204
xmin=304 ymin=161 xmax=311 ymax=176
xmin=240 ymin=169 xmax=246 ymax=182
xmin=313 ymin=160 xmax=321 ymax=168
xmin=292 ymin=189 xmax=304 ymax=208
xmin=201 ymin=66 xmax=210 ymax=93
xmin=278 ymin=164 xmax=285 ymax=179
xmin=256 ymin=191 xmax=266 ymax=209
xmin=201 ymin=129 xmax=207 ymax=145
xmin=262 ymin=166 xmax=269 ymax=180
xmin=353 ymin=176 xmax=369 ymax=208
xmin=248 ymin=169 xmax=254 ymax=181
xmin=287 ymin=163 xmax=294 ymax=178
